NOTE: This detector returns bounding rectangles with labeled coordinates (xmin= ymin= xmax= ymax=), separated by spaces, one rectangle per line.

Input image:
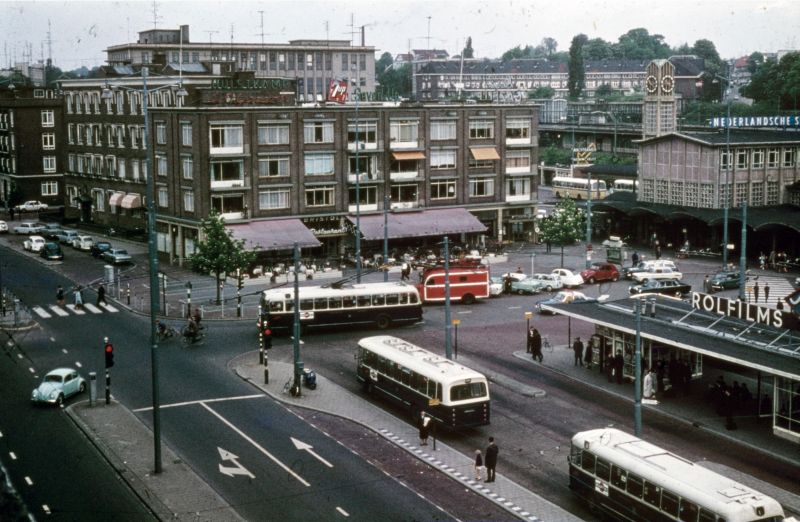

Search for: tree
xmin=528 ymin=86 xmax=555 ymax=99
xmin=747 ymin=52 xmax=764 ymax=74
xmin=376 ymin=63 xmax=412 ymax=99
xmin=375 ymin=51 xmax=394 ymax=75
xmin=595 ymin=83 xmax=614 ymax=98
xmin=538 ymin=197 xmax=585 ymax=267
xmin=540 ymin=37 xmax=558 ymax=56
xmin=583 ymin=38 xmax=614 ymax=60
xmin=614 ymin=28 xmax=671 ymax=59
xmin=568 ymin=34 xmax=588 ymax=99
xmin=190 ymin=212 xmax=257 ymax=304
xmin=463 ymin=37 xmax=474 ymax=59
xmin=741 ymin=52 xmax=800 ymax=109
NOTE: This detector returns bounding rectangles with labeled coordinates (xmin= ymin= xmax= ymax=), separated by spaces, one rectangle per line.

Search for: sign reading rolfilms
xmin=690 ymin=292 xmax=799 ymax=330
xmin=708 ymin=115 xmax=800 ymax=128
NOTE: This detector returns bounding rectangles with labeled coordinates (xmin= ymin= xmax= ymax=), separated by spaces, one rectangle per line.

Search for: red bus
xmin=415 ymin=260 xmax=490 ymax=305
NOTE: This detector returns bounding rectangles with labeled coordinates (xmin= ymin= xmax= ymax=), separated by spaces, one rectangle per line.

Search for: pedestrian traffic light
xmin=262 ymin=322 xmax=273 ymax=350
xmin=104 ymin=337 xmax=114 ymax=368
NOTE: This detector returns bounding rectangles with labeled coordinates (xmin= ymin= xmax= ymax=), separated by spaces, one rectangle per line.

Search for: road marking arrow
xmin=291 ymin=437 xmax=333 ymax=468
xmin=217 ymin=447 xmax=255 ymax=478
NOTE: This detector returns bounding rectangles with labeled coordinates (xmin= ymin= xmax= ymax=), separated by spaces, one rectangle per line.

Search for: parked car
xmin=489 ymin=276 xmax=504 ymax=297
xmin=551 ymin=268 xmax=584 ymax=288
xmin=56 ymin=229 xmax=79 ymax=245
xmin=511 ymin=277 xmax=546 ymax=295
xmin=72 ymin=235 xmax=94 ymax=251
xmin=39 ymin=242 xmax=64 ymax=261
xmin=13 ymin=221 xmax=43 ymax=235
xmin=0 ymin=220 xmax=7 ymax=233
xmin=709 ymin=271 xmax=741 ymax=292
xmin=632 ymin=267 xmax=683 ymax=284
xmin=529 ymin=273 xmax=563 ymax=292
xmin=90 ymin=240 xmax=113 ymax=258
xmin=580 ymin=263 xmax=620 ymax=284
xmin=23 ymin=235 xmax=46 ymax=252
xmin=499 ymin=272 xmax=528 ymax=282
xmin=31 ymin=368 xmax=86 ymax=406
xmin=535 ymin=291 xmax=602 ymax=314
xmin=15 ymin=200 xmax=49 ymax=212
xmin=629 ymin=279 xmax=691 ymax=297
xmin=622 ymin=259 xmax=678 ymax=279
xmin=40 ymin=223 xmax=65 ymax=240
xmin=103 ymin=248 xmax=132 ymax=265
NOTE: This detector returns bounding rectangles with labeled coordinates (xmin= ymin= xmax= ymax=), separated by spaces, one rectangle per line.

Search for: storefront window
xmin=775 ymin=377 xmax=799 ymax=437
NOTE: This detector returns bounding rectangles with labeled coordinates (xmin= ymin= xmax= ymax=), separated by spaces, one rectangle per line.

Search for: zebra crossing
xmin=32 ymin=302 xmax=119 ymax=319
xmin=744 ymin=275 xmax=796 ymax=306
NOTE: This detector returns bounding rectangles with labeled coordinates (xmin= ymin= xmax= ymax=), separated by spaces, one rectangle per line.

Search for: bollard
xmin=126 ymin=283 xmax=131 ymax=305
xmin=105 ymin=369 xmax=111 ymax=405
xmin=89 ymin=372 xmax=97 ymax=407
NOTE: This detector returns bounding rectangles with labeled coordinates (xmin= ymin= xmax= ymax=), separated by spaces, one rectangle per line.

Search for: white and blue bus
xmin=356 ymin=335 xmax=490 ymax=428
xmin=569 ymin=428 xmax=787 ymax=522
xmin=260 ymin=282 xmax=423 ymax=332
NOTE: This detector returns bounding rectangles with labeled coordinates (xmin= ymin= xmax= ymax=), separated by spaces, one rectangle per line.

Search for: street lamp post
xmin=739 ymin=203 xmax=748 ymax=301
xmin=712 ymin=73 xmax=733 ymax=269
xmin=383 ymin=195 xmax=389 ymax=282
xmin=353 ymin=83 xmax=362 ymax=283
xmin=530 ymin=253 xmax=536 ymax=276
xmin=443 ymin=237 xmax=453 ymax=360
xmin=585 ymin=171 xmax=593 ymax=269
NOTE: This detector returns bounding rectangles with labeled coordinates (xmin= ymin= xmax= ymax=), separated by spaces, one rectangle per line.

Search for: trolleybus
xmin=569 ymin=428 xmax=787 ymax=522
xmin=612 ymin=179 xmax=639 ymax=193
xmin=552 ymin=176 xmax=608 ymax=200
xmin=356 ymin=335 xmax=490 ymax=427
xmin=260 ymin=282 xmax=422 ymax=332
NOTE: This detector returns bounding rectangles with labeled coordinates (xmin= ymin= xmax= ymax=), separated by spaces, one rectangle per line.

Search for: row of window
xmin=642 ymin=179 xmax=783 ymax=207
xmin=65 ymin=89 xmax=182 ymax=116
xmin=0 ymin=111 xmax=14 ymax=129
xmin=359 ymin=348 xmax=443 ymax=400
xmin=68 ymin=123 xmax=146 ymax=149
xmin=68 ymin=153 xmax=146 ymax=180
xmin=2 ymin=153 xmax=58 ymax=174
xmin=721 ymin=147 xmax=798 ymax=169
xmin=190 ymin=50 xmax=368 ymax=73
xmin=2 ymin=132 xmax=56 ymax=154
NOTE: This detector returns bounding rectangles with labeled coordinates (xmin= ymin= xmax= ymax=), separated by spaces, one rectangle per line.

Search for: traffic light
xmin=104 ymin=338 xmax=114 ymax=368
xmin=262 ymin=322 xmax=273 ymax=350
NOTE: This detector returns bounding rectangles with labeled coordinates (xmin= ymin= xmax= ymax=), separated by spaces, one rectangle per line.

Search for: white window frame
xmin=158 ymin=186 xmax=169 ymax=207
xmin=182 ymin=155 xmax=193 ymax=179
xmin=304 ymin=153 xmax=335 ymax=176
xmin=41 ymin=110 xmax=54 ymax=127
xmin=41 ymin=181 xmax=58 ymax=196
xmin=183 ymin=190 xmax=195 ymax=212
xmin=258 ymin=156 xmax=290 ymax=178
xmin=155 ymin=122 xmax=167 ymax=145
xmin=42 ymin=133 xmax=56 ymax=150
xmin=209 ymin=124 xmax=244 ymax=153
xmin=303 ymin=121 xmax=334 ymax=144
xmin=43 ymin=156 xmax=56 ymax=173
xmin=181 ymin=123 xmax=192 ymax=146
xmin=259 ymin=189 xmax=290 ymax=210
xmin=430 ymin=180 xmax=456 ymax=200
xmin=469 ymin=120 xmax=494 ymax=139
xmin=305 ymin=187 xmax=335 ymax=207
xmin=430 ymin=149 xmax=456 ymax=170
xmin=430 ymin=120 xmax=457 ymax=141
xmin=469 ymin=177 xmax=495 ymax=197
xmin=258 ymin=124 xmax=290 ymax=145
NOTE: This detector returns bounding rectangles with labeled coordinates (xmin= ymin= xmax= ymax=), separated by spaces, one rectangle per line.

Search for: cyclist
xmin=184 ymin=317 xmax=199 ymax=343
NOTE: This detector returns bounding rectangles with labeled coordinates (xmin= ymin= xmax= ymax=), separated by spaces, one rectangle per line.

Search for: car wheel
xmin=517 ymin=289 xmax=525 ymax=295
xmin=55 ymin=394 xmax=64 ymax=407
xmin=546 ymin=285 xmax=553 ymax=292
xmin=641 ymin=278 xmax=649 ymax=284
xmin=587 ymin=277 xmax=596 ymax=284
xmin=79 ymin=382 xmax=86 ymax=393
xmin=612 ymin=274 xmax=619 ymax=282
xmin=674 ymin=291 xmax=682 ymax=298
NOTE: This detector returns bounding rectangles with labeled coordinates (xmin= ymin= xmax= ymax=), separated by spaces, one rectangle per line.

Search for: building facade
xmin=0 ymin=86 xmax=65 ymax=207
xmin=105 ymin=25 xmax=376 ymax=102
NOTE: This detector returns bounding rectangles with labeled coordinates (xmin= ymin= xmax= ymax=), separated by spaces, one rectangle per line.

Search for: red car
xmin=580 ymin=263 xmax=620 ymax=284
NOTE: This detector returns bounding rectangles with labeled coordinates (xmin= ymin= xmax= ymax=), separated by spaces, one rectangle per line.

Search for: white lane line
xmin=42 ymin=505 xmax=51 ymax=515
xmin=132 ymin=394 xmax=264 ymax=412
xmin=83 ymin=303 xmax=103 ymax=314
xmin=62 ymin=348 xmax=68 ymax=354
xmin=336 ymin=507 xmax=349 ymax=517
xmin=28 ymin=367 xmax=35 ymax=374
xmin=200 ymin=402 xmax=310 ymax=487
xmin=65 ymin=304 xmax=86 ymax=315
xmin=457 ymin=310 xmax=473 ymax=314
xmin=100 ymin=303 xmax=119 ymax=312
xmin=24 ymin=476 xmax=32 ymax=486
xmin=507 ymin=305 xmax=521 ymax=309
xmin=75 ymin=362 xmax=82 ymax=368
xmin=9 ymin=452 xmax=17 ymax=460
xmin=48 ymin=305 xmax=69 ymax=317
xmin=32 ymin=306 xmax=51 ymax=318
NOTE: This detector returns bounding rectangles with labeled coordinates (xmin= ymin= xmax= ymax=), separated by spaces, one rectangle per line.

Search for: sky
xmin=1 ymin=0 xmax=799 ymax=70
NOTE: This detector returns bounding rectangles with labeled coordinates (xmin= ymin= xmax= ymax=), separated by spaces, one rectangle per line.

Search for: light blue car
xmin=511 ymin=277 xmax=546 ymax=295
xmin=31 ymin=368 xmax=86 ymax=406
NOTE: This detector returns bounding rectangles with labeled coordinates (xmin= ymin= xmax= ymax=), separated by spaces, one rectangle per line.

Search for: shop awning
xmin=470 ymin=147 xmax=500 ymax=160
xmin=109 ymin=192 xmax=125 ymax=207
xmin=347 ymin=208 xmax=487 ymax=240
xmin=227 ymin=219 xmax=321 ymax=251
xmin=120 ymin=194 xmax=143 ymax=209
xmin=392 ymin=151 xmax=426 ymax=161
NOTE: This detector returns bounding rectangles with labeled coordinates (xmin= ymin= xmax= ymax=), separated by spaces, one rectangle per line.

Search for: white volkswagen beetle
xmin=551 ymin=268 xmax=584 ymax=288
xmin=31 ymin=368 xmax=87 ymax=406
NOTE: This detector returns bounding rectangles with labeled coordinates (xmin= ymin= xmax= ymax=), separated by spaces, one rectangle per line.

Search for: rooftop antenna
xmin=258 ymin=11 xmax=265 ymax=45
xmin=325 ymin=21 xmax=329 ymax=43
xmin=151 ymin=0 xmax=161 ymax=30
xmin=46 ymin=19 xmax=53 ymax=67
xmin=348 ymin=13 xmax=357 ymax=46
xmin=205 ymin=30 xmax=219 ymax=45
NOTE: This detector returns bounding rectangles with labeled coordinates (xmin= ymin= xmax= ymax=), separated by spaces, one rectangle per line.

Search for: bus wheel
xmin=461 ymin=293 xmax=476 ymax=305
xmin=375 ymin=314 xmax=392 ymax=329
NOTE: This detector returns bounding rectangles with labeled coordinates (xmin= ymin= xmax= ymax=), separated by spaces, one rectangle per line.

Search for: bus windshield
xmin=450 ymin=381 xmax=487 ymax=401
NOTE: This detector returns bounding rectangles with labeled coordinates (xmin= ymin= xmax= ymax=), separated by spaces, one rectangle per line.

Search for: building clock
xmin=646 ymin=75 xmax=658 ymax=94
xmin=661 ymin=75 xmax=674 ymax=94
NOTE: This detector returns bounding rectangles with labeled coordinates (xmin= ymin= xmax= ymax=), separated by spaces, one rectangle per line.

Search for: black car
xmin=90 ymin=240 xmax=113 ymax=258
xmin=39 ymin=242 xmax=64 ymax=261
xmin=629 ymin=279 xmax=691 ymax=297
xmin=709 ymin=271 xmax=740 ymax=292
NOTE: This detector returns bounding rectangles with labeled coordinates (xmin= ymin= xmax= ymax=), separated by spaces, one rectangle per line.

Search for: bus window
xmin=386 ymin=293 xmax=400 ymax=305
xmin=661 ymin=491 xmax=679 ymax=518
xmin=372 ymin=294 xmax=385 ymax=306
xmin=300 ymin=299 xmax=314 ymax=311
xmin=643 ymin=481 xmax=661 ymax=508
xmin=610 ymin=465 xmax=626 ymax=489
xmin=269 ymin=300 xmax=284 ymax=312
xmin=581 ymin=451 xmax=595 ymax=473
xmin=378 ymin=356 xmax=389 ymax=374
xmin=400 ymin=367 xmax=411 ymax=386
xmin=328 ymin=297 xmax=342 ymax=309
xmin=436 ymin=382 xmax=443 ymax=401
xmin=626 ymin=473 xmax=643 ymax=499
xmin=450 ymin=382 xmax=487 ymax=401
xmin=698 ymin=508 xmax=716 ymax=522
xmin=357 ymin=295 xmax=371 ymax=307
xmin=314 ymin=297 xmax=328 ymax=310
xmin=285 ymin=301 xmax=294 ymax=312
xmin=426 ymin=277 xmax=437 ymax=286
xmin=343 ymin=295 xmax=356 ymax=308
xmin=679 ymin=498 xmax=699 ymax=522
xmin=595 ymin=458 xmax=611 ymax=482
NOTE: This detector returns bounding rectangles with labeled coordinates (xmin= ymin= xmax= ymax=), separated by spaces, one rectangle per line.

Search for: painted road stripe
xmin=42 ymin=505 xmax=51 ymax=515
xmin=32 ymin=306 xmax=51 ymax=318
xmin=65 ymin=304 xmax=86 ymax=315
xmin=48 ymin=305 xmax=69 ymax=317
xmin=99 ymin=303 xmax=119 ymax=312
xmin=336 ymin=507 xmax=349 ymax=517
xmin=9 ymin=452 xmax=16 ymax=460
xmin=83 ymin=303 xmax=103 ymax=314
xmin=24 ymin=476 xmax=32 ymax=486
xmin=133 ymin=394 xmax=264 ymax=412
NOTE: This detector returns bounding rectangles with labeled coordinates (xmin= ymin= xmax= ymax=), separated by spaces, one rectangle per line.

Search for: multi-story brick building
xmin=0 ymin=85 xmax=65 ymax=207
xmin=105 ymin=25 xmax=376 ymax=102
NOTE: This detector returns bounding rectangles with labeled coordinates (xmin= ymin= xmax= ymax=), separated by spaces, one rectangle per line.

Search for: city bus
xmin=552 ymin=176 xmax=608 ymax=200
xmin=612 ymin=179 xmax=639 ymax=193
xmin=569 ymin=428 xmax=787 ymax=522
xmin=260 ymin=282 xmax=423 ymax=332
xmin=356 ymin=335 xmax=490 ymax=427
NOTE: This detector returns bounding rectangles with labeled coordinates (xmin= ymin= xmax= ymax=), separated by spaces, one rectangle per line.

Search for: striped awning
xmin=120 ymin=194 xmax=142 ymax=209
xmin=470 ymin=147 xmax=500 ymax=160
xmin=392 ymin=151 xmax=426 ymax=160
xmin=108 ymin=192 xmax=125 ymax=207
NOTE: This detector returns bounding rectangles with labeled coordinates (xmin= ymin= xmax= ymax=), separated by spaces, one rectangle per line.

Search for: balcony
xmin=347 ymin=172 xmax=381 ymax=183
xmin=506 ymin=137 xmax=531 ymax=146
xmin=389 ymin=139 xmax=419 ymax=150
xmin=211 ymin=178 xmax=246 ymax=190
xmin=347 ymin=141 xmax=378 ymax=151
xmin=506 ymin=165 xmax=532 ymax=175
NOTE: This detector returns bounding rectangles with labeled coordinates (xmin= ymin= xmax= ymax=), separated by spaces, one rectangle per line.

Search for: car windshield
xmin=44 ymin=374 xmax=62 ymax=383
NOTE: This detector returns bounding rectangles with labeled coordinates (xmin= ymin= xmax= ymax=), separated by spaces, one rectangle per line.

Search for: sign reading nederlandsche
xmin=708 ymin=115 xmax=800 ymax=128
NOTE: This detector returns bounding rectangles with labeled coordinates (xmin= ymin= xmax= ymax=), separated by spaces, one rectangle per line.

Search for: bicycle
xmin=181 ymin=324 xmax=206 ymax=346
xmin=156 ymin=323 xmax=180 ymax=342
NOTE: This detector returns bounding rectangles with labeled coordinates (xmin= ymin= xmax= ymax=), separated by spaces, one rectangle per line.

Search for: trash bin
xmin=302 ymin=368 xmax=317 ymax=390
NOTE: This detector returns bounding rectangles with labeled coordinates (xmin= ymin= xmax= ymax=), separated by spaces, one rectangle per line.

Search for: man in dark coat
xmin=631 ymin=251 xmax=639 ymax=267
xmin=531 ymin=329 xmax=543 ymax=362
xmin=614 ymin=351 xmax=625 ymax=384
xmin=572 ymin=337 xmax=584 ymax=366
xmin=484 ymin=437 xmax=499 ymax=483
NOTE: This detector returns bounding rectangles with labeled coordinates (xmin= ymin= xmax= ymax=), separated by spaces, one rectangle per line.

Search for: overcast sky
xmin=2 ymin=0 xmax=799 ymax=70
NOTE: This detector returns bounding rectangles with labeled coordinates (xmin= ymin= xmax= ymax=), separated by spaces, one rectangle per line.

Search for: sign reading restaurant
xmin=708 ymin=115 xmax=800 ymax=128
xmin=691 ymin=292 xmax=799 ymax=331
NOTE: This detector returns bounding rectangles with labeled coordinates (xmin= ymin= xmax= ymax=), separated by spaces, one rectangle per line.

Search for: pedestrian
xmin=97 ymin=284 xmax=107 ymax=306
xmin=484 ymin=437 xmax=498 ymax=483
xmin=573 ymin=337 xmax=584 ymax=367
xmin=531 ymin=328 xmax=543 ymax=362
xmin=418 ymin=412 xmax=431 ymax=446
xmin=703 ymin=274 xmax=710 ymax=294
xmin=753 ymin=281 xmax=760 ymax=303
xmin=759 ymin=252 xmax=767 ymax=270
xmin=643 ymin=368 xmax=655 ymax=399
xmin=584 ymin=338 xmax=593 ymax=369
xmin=192 ymin=307 xmax=202 ymax=328
xmin=526 ymin=326 xmax=534 ymax=353
xmin=631 ymin=251 xmax=639 ymax=267
xmin=503 ymin=275 xmax=513 ymax=295
xmin=400 ymin=262 xmax=410 ymax=281
xmin=56 ymin=285 xmax=65 ymax=306
xmin=516 ymin=266 xmax=523 ymax=274
xmin=764 ymin=283 xmax=770 ymax=303
xmin=73 ymin=285 xmax=84 ymax=309
xmin=769 ymin=250 xmax=777 ymax=270
xmin=614 ymin=351 xmax=625 ymax=384
xmin=655 ymin=244 xmax=662 ymax=260
xmin=777 ymin=300 xmax=784 ymax=311
xmin=474 ymin=450 xmax=484 ymax=481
